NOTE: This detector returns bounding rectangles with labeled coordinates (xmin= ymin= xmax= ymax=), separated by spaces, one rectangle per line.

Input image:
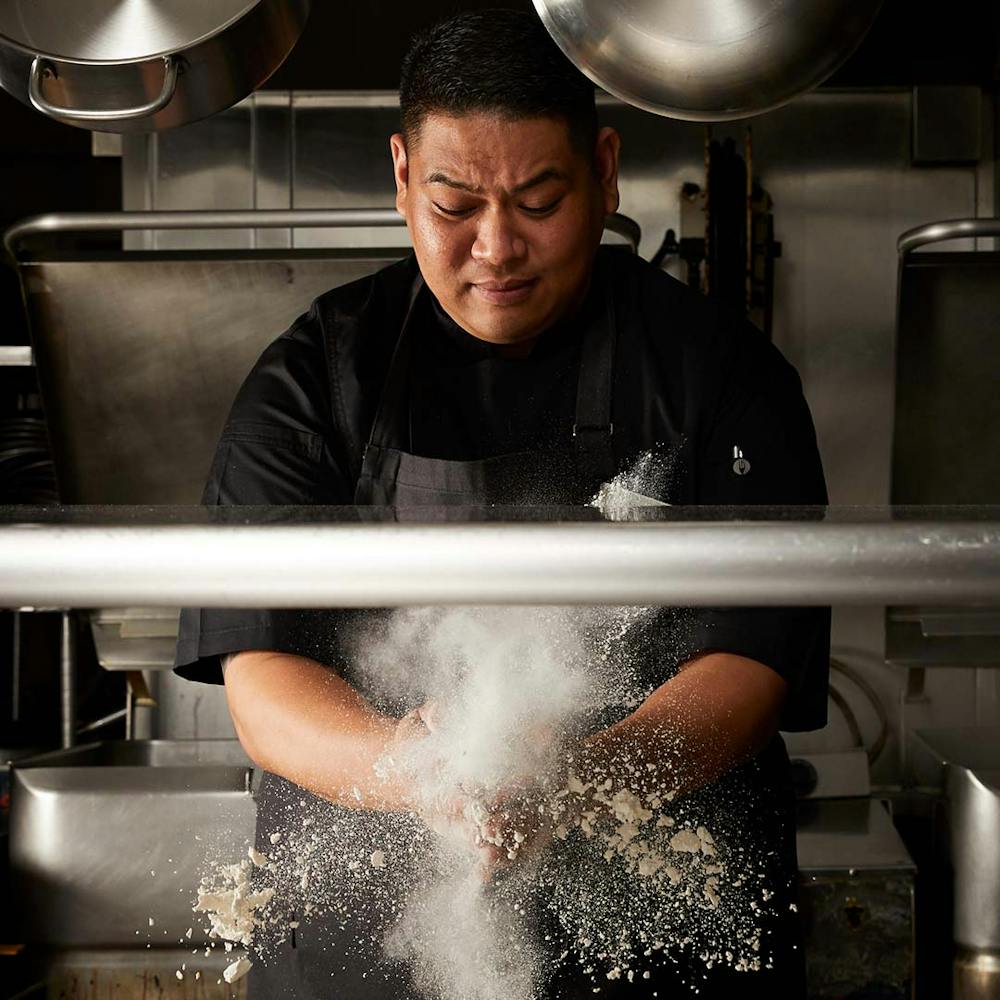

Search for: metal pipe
xmin=0 ymin=521 xmax=997 ymax=608
xmin=3 ymin=209 xmax=641 ymax=257
xmin=76 ymin=707 xmax=128 ymax=735
xmin=898 ymin=218 xmax=1000 ymax=256
xmin=59 ymin=610 xmax=76 ymax=749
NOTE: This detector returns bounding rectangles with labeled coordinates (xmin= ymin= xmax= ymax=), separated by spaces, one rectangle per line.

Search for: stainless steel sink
xmin=911 ymin=726 xmax=1000 ymax=1000
xmin=11 ymin=740 xmax=255 ymax=948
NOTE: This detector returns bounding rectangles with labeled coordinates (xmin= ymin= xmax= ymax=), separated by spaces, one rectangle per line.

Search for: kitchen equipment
xmin=888 ymin=218 xmax=1000 ymax=669
xmin=0 ymin=0 xmax=310 ymax=133
xmin=797 ymin=798 xmax=915 ymax=1000
xmin=911 ymin=727 xmax=1000 ymax=1000
xmin=532 ymin=0 xmax=884 ymax=121
xmin=10 ymin=740 xmax=255 ymax=947
xmin=4 ymin=209 xmax=639 ymax=508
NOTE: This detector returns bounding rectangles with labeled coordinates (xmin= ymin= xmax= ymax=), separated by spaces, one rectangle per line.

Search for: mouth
xmin=471 ymin=277 xmax=539 ymax=306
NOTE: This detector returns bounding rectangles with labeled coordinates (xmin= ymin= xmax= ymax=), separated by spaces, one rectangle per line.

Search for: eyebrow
xmin=424 ymin=168 xmax=568 ymax=195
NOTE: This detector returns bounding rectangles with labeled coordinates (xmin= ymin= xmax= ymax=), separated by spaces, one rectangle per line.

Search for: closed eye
xmin=433 ymin=203 xmax=475 ymax=218
xmin=521 ymin=198 xmax=563 ymax=216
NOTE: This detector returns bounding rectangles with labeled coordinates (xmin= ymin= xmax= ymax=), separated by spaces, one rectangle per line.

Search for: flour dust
xmin=189 ymin=449 xmax=790 ymax=998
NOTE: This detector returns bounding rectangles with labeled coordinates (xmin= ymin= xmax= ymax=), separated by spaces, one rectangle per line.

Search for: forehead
xmin=409 ymin=112 xmax=581 ymax=184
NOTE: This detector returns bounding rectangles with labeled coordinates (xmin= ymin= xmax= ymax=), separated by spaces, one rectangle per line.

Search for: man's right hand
xmin=386 ymin=701 xmax=490 ymax=862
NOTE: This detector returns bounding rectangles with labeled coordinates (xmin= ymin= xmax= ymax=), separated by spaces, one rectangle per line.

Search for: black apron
xmin=353 ymin=273 xmax=618 ymax=507
xmin=249 ymin=264 xmax=805 ymax=999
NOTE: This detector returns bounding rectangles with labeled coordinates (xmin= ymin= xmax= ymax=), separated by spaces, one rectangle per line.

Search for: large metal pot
xmin=532 ymin=0 xmax=884 ymax=121
xmin=0 ymin=0 xmax=310 ymax=133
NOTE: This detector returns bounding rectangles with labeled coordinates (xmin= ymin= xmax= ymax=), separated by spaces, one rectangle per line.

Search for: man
xmin=176 ymin=9 xmax=829 ymax=999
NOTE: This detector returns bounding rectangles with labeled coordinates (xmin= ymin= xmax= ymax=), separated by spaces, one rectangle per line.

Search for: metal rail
xmin=0 ymin=521 xmax=997 ymax=608
xmin=898 ymin=218 xmax=1000 ymax=257
xmin=3 ymin=209 xmax=642 ymax=258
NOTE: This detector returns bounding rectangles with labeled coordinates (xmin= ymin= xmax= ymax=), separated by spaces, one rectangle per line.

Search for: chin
xmin=468 ymin=315 xmax=540 ymax=346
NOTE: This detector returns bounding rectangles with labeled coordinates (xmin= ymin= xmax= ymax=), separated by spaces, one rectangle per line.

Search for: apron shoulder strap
xmin=363 ymin=274 xmax=425 ymax=453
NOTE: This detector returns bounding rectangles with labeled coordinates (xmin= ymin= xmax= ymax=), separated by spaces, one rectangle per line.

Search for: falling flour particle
xmin=248 ymin=846 xmax=270 ymax=868
xmin=269 ymin=832 xmax=282 ymax=845
xmin=370 ymin=850 xmax=387 ymax=869
xmin=175 ymin=970 xmax=183 ymax=981
xmin=148 ymin=917 xmax=154 ymax=927
xmin=668 ymin=829 xmax=703 ymax=854
xmin=194 ymin=859 xmax=273 ymax=948
xmin=223 ymin=957 xmax=252 ymax=984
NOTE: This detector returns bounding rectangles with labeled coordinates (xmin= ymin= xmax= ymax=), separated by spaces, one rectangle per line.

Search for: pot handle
xmin=29 ymin=55 xmax=180 ymax=124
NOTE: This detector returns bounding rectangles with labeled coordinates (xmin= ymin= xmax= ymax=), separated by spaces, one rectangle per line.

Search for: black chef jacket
xmin=175 ymin=247 xmax=830 ymax=734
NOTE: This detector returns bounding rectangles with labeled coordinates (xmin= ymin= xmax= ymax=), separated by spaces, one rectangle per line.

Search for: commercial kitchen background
xmin=0 ymin=1 xmax=998 ymax=999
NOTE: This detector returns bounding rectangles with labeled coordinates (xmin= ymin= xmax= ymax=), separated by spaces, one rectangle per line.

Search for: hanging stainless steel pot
xmin=0 ymin=0 xmax=310 ymax=133
xmin=532 ymin=0 xmax=884 ymax=121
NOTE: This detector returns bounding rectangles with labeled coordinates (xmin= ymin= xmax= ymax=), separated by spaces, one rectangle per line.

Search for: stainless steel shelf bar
xmin=0 ymin=345 xmax=33 ymax=366
xmin=0 ymin=521 xmax=997 ymax=608
xmin=3 ymin=209 xmax=642 ymax=257
xmin=898 ymin=218 xmax=1000 ymax=257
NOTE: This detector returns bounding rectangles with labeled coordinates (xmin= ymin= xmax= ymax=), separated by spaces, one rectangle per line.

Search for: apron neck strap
xmin=572 ymin=269 xmax=617 ymax=447
xmin=365 ymin=274 xmax=425 ymax=452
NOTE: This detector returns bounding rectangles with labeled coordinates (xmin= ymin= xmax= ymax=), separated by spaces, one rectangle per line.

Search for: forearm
xmin=582 ymin=652 xmax=787 ymax=799
xmin=224 ymin=650 xmax=408 ymax=812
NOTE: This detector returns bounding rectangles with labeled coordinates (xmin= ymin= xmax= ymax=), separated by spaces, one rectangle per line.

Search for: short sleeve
xmin=681 ymin=321 xmax=831 ymax=732
xmin=174 ymin=312 xmax=356 ymax=685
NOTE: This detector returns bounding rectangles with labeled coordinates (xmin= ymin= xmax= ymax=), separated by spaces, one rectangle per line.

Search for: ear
xmin=390 ymin=133 xmax=410 ymax=217
xmin=594 ymin=127 xmax=621 ymax=216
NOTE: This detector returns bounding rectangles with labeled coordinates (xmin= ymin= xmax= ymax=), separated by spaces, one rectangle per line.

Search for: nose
xmin=470 ymin=206 xmax=527 ymax=269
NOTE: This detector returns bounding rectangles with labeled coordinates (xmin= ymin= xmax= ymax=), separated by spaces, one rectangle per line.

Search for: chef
xmin=175 ymin=9 xmax=829 ymax=999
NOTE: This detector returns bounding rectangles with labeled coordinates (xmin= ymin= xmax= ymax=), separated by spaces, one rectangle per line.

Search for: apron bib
xmin=354 ymin=271 xmax=619 ymax=507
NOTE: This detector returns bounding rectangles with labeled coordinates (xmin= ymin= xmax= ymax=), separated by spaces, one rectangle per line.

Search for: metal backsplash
xmin=119 ymin=89 xmax=999 ymax=776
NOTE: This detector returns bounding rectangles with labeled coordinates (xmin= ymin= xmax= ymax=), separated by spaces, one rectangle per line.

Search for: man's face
xmin=390 ymin=113 xmax=621 ymax=347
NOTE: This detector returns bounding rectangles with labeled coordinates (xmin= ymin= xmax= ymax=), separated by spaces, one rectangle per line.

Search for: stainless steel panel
xmin=153 ymin=670 xmax=237 ymax=741
xmin=795 ymin=798 xmax=914 ymax=873
xmin=253 ymin=91 xmax=293 ymax=249
xmin=739 ymin=91 xmax=979 ymax=508
xmin=37 ymin=948 xmax=249 ymax=999
xmin=291 ymin=93 xmax=408 ymax=250
xmin=150 ymin=102 xmax=256 ymax=250
xmin=90 ymin=608 xmax=181 ymax=671
xmin=911 ymin=727 xmax=1000 ymax=951
xmin=10 ymin=740 xmax=254 ymax=948
xmin=21 ymin=251 xmax=402 ymax=503
xmin=0 ymin=518 xmax=998 ymax=609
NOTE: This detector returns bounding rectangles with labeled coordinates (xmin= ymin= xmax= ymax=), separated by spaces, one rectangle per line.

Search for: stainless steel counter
xmin=11 ymin=741 xmax=255 ymax=949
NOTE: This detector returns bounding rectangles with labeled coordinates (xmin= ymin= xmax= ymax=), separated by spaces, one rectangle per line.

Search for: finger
xmin=418 ymin=700 xmax=442 ymax=733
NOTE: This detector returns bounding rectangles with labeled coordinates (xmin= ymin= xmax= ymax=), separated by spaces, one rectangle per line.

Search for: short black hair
xmin=400 ymin=9 xmax=598 ymax=153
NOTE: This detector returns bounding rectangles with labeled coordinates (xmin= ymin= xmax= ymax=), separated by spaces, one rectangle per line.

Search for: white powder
xmin=589 ymin=449 xmax=678 ymax=520
xmin=194 ymin=859 xmax=273 ymax=949
xmin=186 ymin=486 xmax=784 ymax=996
